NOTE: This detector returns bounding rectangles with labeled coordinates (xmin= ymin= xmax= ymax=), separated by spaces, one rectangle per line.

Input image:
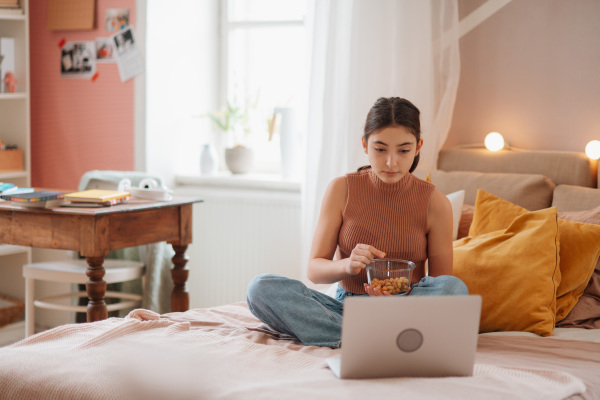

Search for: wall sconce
xmin=585 ymin=140 xmax=600 ymax=160
xmin=484 ymin=132 xmax=507 ymax=152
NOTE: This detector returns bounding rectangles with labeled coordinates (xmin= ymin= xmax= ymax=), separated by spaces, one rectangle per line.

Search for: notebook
xmin=327 ymin=295 xmax=482 ymax=379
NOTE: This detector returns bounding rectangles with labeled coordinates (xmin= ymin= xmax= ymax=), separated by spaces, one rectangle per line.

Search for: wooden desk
xmin=0 ymin=196 xmax=203 ymax=322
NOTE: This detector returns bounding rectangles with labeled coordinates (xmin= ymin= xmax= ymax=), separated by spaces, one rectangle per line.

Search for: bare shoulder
xmin=428 ymin=188 xmax=452 ymax=217
xmin=325 ymin=175 xmax=347 ymax=194
xmin=319 ymin=175 xmax=347 ymax=210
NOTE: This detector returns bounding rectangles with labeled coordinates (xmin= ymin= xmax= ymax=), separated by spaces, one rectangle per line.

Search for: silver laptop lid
xmin=334 ymin=295 xmax=481 ymax=379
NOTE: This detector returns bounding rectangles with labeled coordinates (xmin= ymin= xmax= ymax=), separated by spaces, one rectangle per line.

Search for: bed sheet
xmin=0 ymin=302 xmax=599 ymax=400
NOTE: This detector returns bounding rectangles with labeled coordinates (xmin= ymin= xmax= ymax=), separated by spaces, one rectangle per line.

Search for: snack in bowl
xmin=366 ymin=258 xmax=416 ymax=295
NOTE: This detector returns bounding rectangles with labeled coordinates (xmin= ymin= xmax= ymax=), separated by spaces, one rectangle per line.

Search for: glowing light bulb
xmin=585 ymin=140 xmax=600 ymax=160
xmin=484 ymin=132 xmax=505 ymax=152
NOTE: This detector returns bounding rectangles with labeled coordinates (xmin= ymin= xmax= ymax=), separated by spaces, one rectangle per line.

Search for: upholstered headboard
xmin=428 ymin=148 xmax=600 ymax=211
xmin=437 ymin=148 xmax=598 ymax=188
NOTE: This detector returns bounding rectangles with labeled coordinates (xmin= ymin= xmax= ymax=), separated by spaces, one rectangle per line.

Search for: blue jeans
xmin=246 ymin=274 xmax=468 ymax=348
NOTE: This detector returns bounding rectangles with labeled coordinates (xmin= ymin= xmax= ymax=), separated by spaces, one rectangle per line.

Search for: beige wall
xmin=446 ymin=0 xmax=600 ymax=152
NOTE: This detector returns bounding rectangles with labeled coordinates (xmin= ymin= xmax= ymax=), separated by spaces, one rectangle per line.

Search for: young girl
xmin=246 ymin=97 xmax=468 ymax=348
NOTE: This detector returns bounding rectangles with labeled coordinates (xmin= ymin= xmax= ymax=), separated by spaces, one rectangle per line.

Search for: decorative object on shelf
xmin=200 ymin=143 xmax=219 ymax=175
xmin=225 ymin=146 xmax=254 ymax=174
xmin=0 ymin=37 xmax=15 ymax=93
xmin=3 ymin=71 xmax=17 ymax=93
xmin=204 ymin=95 xmax=261 ymax=174
xmin=273 ymin=107 xmax=302 ymax=179
xmin=0 ymin=294 xmax=24 ymax=329
xmin=0 ymin=0 xmax=23 ymax=15
xmin=0 ymin=148 xmax=24 ymax=171
xmin=206 ymin=98 xmax=256 ymax=147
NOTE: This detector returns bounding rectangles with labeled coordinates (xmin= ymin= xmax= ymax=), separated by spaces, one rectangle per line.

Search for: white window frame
xmin=218 ymin=0 xmax=305 ymax=108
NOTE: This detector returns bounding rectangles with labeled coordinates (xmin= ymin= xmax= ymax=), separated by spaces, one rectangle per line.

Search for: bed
xmin=1 ymin=148 xmax=600 ymax=400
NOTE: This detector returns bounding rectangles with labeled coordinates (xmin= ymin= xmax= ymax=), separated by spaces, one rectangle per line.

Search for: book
xmin=62 ymin=196 xmax=130 ymax=208
xmin=9 ymin=199 xmax=65 ymax=208
xmin=0 ymin=190 xmax=66 ymax=203
xmin=0 ymin=182 xmax=16 ymax=194
xmin=5 ymin=187 xmax=33 ymax=195
xmin=64 ymin=189 xmax=130 ymax=203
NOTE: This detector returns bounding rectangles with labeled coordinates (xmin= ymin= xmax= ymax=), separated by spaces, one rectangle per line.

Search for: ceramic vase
xmin=225 ymin=146 xmax=254 ymax=174
xmin=274 ymin=107 xmax=301 ymax=178
xmin=200 ymin=143 xmax=219 ymax=175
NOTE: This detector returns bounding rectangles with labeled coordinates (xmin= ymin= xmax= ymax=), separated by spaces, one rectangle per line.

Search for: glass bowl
xmin=366 ymin=258 xmax=416 ymax=295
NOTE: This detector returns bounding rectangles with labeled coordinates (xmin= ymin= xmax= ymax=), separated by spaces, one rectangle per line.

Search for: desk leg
xmin=85 ymin=256 xmax=108 ymax=322
xmin=171 ymin=244 xmax=190 ymax=312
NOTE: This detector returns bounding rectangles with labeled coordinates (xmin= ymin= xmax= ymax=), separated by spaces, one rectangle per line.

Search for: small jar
xmin=200 ymin=143 xmax=219 ymax=175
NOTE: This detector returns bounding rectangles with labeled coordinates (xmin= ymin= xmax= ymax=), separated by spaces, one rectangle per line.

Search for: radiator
xmin=174 ymin=185 xmax=303 ymax=308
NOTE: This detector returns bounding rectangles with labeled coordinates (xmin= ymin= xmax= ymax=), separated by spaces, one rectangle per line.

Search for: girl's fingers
xmin=369 ymin=246 xmax=386 ymax=258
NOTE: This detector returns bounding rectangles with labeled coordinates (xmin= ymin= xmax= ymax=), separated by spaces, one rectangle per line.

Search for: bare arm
xmin=426 ymin=189 xmax=454 ymax=277
xmin=307 ymin=176 xmax=385 ymax=284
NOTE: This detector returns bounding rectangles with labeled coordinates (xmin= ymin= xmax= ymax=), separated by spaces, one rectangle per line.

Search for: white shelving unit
xmin=0 ymin=0 xmax=30 ymax=345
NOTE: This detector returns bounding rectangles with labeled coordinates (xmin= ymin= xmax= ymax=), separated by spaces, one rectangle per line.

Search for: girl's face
xmin=362 ymin=125 xmax=423 ymax=184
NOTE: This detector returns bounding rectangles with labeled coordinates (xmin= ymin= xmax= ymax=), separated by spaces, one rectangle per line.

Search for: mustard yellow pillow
xmin=469 ymin=190 xmax=600 ymax=321
xmin=453 ymin=207 xmax=560 ymax=336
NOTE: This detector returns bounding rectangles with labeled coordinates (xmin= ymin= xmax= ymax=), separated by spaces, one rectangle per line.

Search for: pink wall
xmin=29 ymin=0 xmax=136 ymax=190
xmin=447 ymin=0 xmax=600 ymax=152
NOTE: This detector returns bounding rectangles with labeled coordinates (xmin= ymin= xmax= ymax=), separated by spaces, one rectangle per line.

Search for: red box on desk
xmin=0 ymin=149 xmax=24 ymax=171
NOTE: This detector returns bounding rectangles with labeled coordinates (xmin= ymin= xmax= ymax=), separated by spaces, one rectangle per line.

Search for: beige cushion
xmin=446 ymin=190 xmax=465 ymax=240
xmin=429 ymin=170 xmax=555 ymax=210
xmin=552 ymin=185 xmax=600 ymax=212
xmin=438 ymin=148 xmax=595 ymax=187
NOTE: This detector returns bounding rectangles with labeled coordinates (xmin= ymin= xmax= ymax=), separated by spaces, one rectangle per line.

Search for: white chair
xmin=23 ymin=259 xmax=144 ymax=336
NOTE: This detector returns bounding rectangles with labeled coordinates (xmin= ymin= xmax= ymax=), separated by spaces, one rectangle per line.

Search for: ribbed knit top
xmin=338 ymin=168 xmax=435 ymax=294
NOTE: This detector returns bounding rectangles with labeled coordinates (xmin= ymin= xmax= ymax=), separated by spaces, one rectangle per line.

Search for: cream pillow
xmin=429 ymin=170 xmax=555 ymax=210
xmin=453 ymin=207 xmax=560 ymax=336
xmin=469 ymin=190 xmax=600 ymax=321
xmin=552 ymin=184 xmax=600 ymax=212
xmin=446 ymin=190 xmax=465 ymax=241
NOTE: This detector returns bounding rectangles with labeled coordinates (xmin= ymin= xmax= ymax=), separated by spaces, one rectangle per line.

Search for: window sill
xmin=174 ymin=172 xmax=301 ymax=193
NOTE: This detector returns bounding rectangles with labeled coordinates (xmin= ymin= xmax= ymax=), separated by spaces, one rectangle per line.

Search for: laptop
xmin=327 ymin=295 xmax=482 ymax=379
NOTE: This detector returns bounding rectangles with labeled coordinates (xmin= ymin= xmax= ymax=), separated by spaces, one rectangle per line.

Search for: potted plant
xmin=207 ymin=98 xmax=258 ymax=174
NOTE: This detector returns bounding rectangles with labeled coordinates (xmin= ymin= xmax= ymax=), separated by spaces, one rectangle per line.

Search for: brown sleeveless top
xmin=338 ymin=168 xmax=435 ymax=294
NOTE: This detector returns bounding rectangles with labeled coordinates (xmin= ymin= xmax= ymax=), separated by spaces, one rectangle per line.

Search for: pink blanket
xmin=0 ymin=302 xmax=597 ymax=400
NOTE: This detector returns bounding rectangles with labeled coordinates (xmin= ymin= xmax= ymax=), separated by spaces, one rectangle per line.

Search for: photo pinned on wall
xmin=95 ymin=37 xmax=114 ymax=63
xmin=60 ymin=41 xmax=96 ymax=79
xmin=105 ymin=8 xmax=129 ymax=32
xmin=111 ymin=26 xmax=144 ymax=82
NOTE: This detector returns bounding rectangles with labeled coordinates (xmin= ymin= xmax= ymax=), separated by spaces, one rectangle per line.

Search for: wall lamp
xmin=585 ymin=140 xmax=600 ymax=160
xmin=484 ymin=132 xmax=508 ymax=152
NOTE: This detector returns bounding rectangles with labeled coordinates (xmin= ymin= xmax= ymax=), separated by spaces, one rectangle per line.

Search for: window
xmin=220 ymin=0 xmax=308 ymax=175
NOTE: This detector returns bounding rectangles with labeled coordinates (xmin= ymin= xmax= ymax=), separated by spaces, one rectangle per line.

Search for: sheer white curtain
xmin=301 ymin=0 xmax=460 ymax=279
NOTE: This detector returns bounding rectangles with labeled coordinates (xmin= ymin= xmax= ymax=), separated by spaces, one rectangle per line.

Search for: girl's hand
xmin=344 ymin=244 xmax=385 ymax=276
